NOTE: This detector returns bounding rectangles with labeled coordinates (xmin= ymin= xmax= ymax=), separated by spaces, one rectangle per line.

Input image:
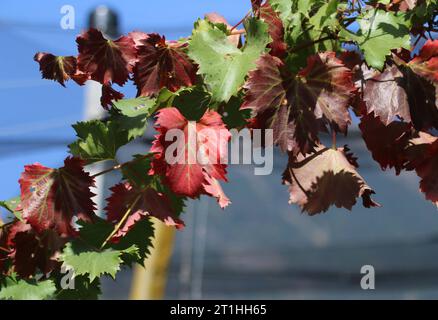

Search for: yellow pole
xmin=129 ymin=219 xmax=176 ymax=300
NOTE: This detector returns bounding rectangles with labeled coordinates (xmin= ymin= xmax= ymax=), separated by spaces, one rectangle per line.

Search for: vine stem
xmin=230 ymin=11 xmax=251 ymax=32
xmin=90 ymin=154 xmax=151 ymax=179
xmin=288 ymin=168 xmax=309 ymax=197
xmin=289 ymin=35 xmax=336 ymax=53
xmin=91 ymin=163 xmax=122 ymax=178
xmin=100 ymin=194 xmax=142 ymax=250
xmin=230 ymin=29 xmax=246 ymax=36
xmin=0 ymin=246 xmax=10 ymax=253
xmin=332 ymin=129 xmax=337 ymax=149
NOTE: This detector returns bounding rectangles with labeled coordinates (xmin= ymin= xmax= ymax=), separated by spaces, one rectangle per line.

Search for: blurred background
xmin=1 ymin=0 xmax=438 ymax=300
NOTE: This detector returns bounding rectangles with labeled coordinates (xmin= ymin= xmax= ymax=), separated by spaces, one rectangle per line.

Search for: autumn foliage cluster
xmin=0 ymin=0 xmax=437 ymax=299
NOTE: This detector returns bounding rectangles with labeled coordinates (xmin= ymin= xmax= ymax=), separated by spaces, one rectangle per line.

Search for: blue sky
xmin=0 ymin=1 xmax=249 ymax=202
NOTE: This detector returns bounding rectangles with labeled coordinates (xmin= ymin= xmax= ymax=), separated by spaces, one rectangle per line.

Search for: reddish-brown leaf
xmin=19 ymin=157 xmax=96 ymax=236
xmin=133 ymin=34 xmax=197 ymax=97
xmin=242 ymin=52 xmax=354 ymax=155
xmin=405 ymin=132 xmax=438 ymax=206
xmin=100 ymin=84 xmax=124 ymax=109
xmin=359 ymin=113 xmax=412 ymax=174
xmin=7 ymin=221 xmax=65 ymax=278
xmin=409 ymin=39 xmax=438 ymax=83
xmin=128 ymin=31 xmax=149 ymax=47
xmin=363 ymin=65 xmax=411 ymax=124
xmin=298 ymin=52 xmax=355 ymax=132
xmin=282 ymin=145 xmax=379 ymax=215
xmin=260 ymin=2 xmax=287 ymax=58
xmin=34 ymin=53 xmax=88 ymax=86
xmin=251 ymin=0 xmax=262 ymax=12
xmin=399 ymin=66 xmax=438 ymax=130
xmin=77 ymin=28 xmax=137 ymax=86
xmin=379 ymin=0 xmax=424 ymax=12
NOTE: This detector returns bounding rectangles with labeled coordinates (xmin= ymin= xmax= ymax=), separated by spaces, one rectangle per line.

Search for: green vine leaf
xmin=110 ymin=96 xmax=157 ymax=140
xmin=308 ymin=0 xmax=339 ymax=32
xmin=55 ymin=275 xmax=101 ymax=300
xmin=78 ymin=216 xmax=154 ymax=266
xmin=60 ymin=242 xmax=139 ymax=282
xmin=188 ymin=17 xmax=270 ymax=103
xmin=340 ymin=9 xmax=411 ymax=70
xmin=0 ymin=278 xmax=56 ymax=300
xmin=69 ymin=120 xmax=131 ymax=163
xmin=0 ymin=196 xmax=22 ymax=221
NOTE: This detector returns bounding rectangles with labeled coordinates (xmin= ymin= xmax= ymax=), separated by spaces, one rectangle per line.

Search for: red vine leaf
xmin=359 ymin=113 xmax=412 ymax=174
xmin=405 ymin=132 xmax=438 ymax=206
xmin=251 ymin=0 xmax=262 ymax=12
xmin=202 ymin=174 xmax=231 ymax=209
xmin=77 ymin=28 xmax=137 ymax=86
xmin=260 ymin=2 xmax=287 ymax=58
xmin=409 ymin=39 xmax=438 ymax=82
xmin=133 ymin=33 xmax=197 ymax=97
xmin=6 ymin=221 xmax=65 ymax=278
xmin=299 ymin=52 xmax=355 ymax=132
xmin=382 ymin=0 xmax=424 ymax=12
xmin=151 ymin=107 xmax=231 ymax=208
xmin=282 ymin=145 xmax=380 ymax=215
xmin=400 ymin=66 xmax=438 ymax=130
xmin=101 ymin=84 xmax=124 ymax=109
xmin=19 ymin=157 xmax=96 ymax=236
xmin=106 ymin=182 xmax=184 ymax=241
xmin=128 ymin=31 xmax=149 ymax=47
xmin=34 ymin=53 xmax=88 ymax=86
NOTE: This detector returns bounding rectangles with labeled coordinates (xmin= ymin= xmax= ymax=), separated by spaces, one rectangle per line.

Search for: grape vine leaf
xmin=19 ymin=157 xmax=96 ymax=236
xmin=363 ymin=65 xmax=411 ymax=124
xmin=260 ymin=2 xmax=287 ymax=58
xmin=78 ymin=217 xmax=154 ymax=264
xmin=188 ymin=17 xmax=270 ymax=103
xmin=34 ymin=53 xmax=88 ymax=86
xmin=133 ymin=33 xmax=197 ymax=97
xmin=105 ymin=182 xmax=184 ymax=241
xmin=282 ymin=144 xmax=380 ymax=215
xmin=8 ymin=222 xmax=64 ymax=278
xmin=110 ymin=96 xmax=157 ymax=140
xmin=242 ymin=52 xmax=354 ymax=154
xmin=308 ymin=0 xmax=339 ymax=31
xmin=151 ymin=107 xmax=231 ymax=207
xmin=405 ymin=132 xmax=438 ymax=206
xmin=60 ymin=242 xmax=138 ymax=282
xmin=268 ymin=0 xmax=294 ymax=27
xmin=0 ymin=196 xmax=22 ymax=220
xmin=359 ymin=112 xmax=412 ymax=174
xmin=112 ymin=218 xmax=154 ymax=264
xmin=408 ymin=39 xmax=438 ymax=82
xmin=77 ymin=28 xmax=137 ymax=86
xmin=205 ymin=13 xmax=241 ymax=47
xmin=101 ymin=84 xmax=124 ymax=109
xmin=0 ymin=278 xmax=56 ymax=300
xmin=69 ymin=120 xmax=131 ymax=163
xmin=340 ymin=9 xmax=411 ymax=70
xmin=55 ymin=275 xmax=101 ymax=300
xmin=398 ymin=66 xmax=438 ymax=130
